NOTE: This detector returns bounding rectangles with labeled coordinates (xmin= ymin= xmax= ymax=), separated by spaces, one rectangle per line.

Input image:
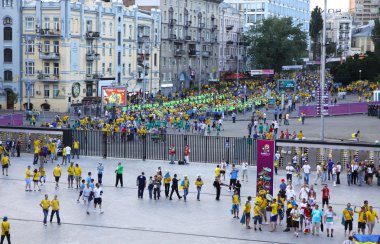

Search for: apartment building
xmin=349 ymin=0 xmax=380 ymax=25
xmin=21 ymin=0 xmax=160 ymax=112
xmin=326 ymin=12 xmax=353 ymax=58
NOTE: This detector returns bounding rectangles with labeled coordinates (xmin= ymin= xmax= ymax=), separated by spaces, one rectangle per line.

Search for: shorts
xmin=367 ymin=222 xmax=375 ymax=229
xmin=94 ymin=197 xmax=102 ymax=204
xmin=344 ymin=220 xmax=353 ymax=231
xmin=322 ymin=197 xmax=329 ymax=206
xmin=325 ymin=222 xmax=334 ymax=229
xmin=220 ymin=170 xmax=225 ymax=175
xmin=2 ymin=164 xmax=8 ymax=169
xmin=270 ymin=214 xmax=278 ymax=222
xmin=33 ymin=180 xmax=39 ymax=183
xmin=232 ymin=204 xmax=239 ymax=211
xmin=68 ymin=175 xmax=74 ymax=181
xmin=25 ymin=179 xmax=31 ymax=185
xmin=358 ymin=222 xmax=366 ymax=229
xmin=75 ymin=176 xmax=81 ymax=181
xmin=55 ymin=176 xmax=60 ymax=182
xmin=293 ymin=220 xmax=300 ymax=228
xmin=245 ymin=213 xmax=251 ymax=219
xmin=253 ymin=215 xmax=263 ymax=225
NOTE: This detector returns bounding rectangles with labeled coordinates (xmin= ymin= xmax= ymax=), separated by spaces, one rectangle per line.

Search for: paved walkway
xmin=1 ymin=155 xmax=379 ymax=243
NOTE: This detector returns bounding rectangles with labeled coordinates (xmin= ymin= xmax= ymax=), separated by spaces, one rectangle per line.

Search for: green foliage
xmin=372 ymin=19 xmax=380 ymax=57
xmin=330 ymin=52 xmax=380 ymax=85
xmin=246 ymin=17 xmax=307 ymax=72
xmin=326 ymin=42 xmax=336 ymax=56
xmin=309 ymin=7 xmax=323 ymax=60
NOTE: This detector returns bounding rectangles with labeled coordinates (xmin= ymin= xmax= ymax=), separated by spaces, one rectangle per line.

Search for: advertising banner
xmin=256 ymin=140 xmax=275 ymax=196
xmin=250 ymin=69 xmax=274 ymax=76
xmin=278 ymin=79 xmax=296 ymax=92
xmin=101 ymin=87 xmax=126 ymax=106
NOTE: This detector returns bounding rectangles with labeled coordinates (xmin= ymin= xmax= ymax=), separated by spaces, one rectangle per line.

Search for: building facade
xmin=159 ymin=0 xmax=222 ymax=92
xmin=349 ymin=0 xmax=380 ymax=25
xmin=326 ymin=12 xmax=353 ymax=58
xmin=0 ymin=0 xmax=22 ymax=110
xmin=219 ymin=2 xmax=246 ymax=74
xmin=225 ymin=0 xmax=310 ymax=33
xmin=21 ymin=0 xmax=160 ymax=112
xmin=351 ymin=21 xmax=375 ymax=55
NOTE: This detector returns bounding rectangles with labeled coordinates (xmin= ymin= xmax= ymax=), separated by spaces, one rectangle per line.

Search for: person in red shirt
xmin=169 ymin=144 xmax=176 ymax=164
xmin=321 ymin=184 xmax=330 ymax=208
xmin=184 ymin=145 xmax=190 ymax=164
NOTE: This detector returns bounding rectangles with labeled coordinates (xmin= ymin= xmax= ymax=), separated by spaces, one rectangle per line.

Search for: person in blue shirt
xmin=97 ymin=163 xmax=104 ymax=185
xmin=86 ymin=172 xmax=92 ymax=184
xmin=328 ymin=159 xmax=334 ymax=181
xmin=229 ymin=164 xmax=239 ymax=192
xmin=311 ymin=204 xmax=323 ymax=236
xmin=136 ymin=172 xmax=147 ymax=199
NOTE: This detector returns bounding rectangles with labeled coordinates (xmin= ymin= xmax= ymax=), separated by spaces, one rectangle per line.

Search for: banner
xmin=256 ymin=140 xmax=275 ymax=196
xmin=102 ymin=87 xmax=126 ymax=106
xmin=278 ymin=79 xmax=296 ymax=92
xmin=250 ymin=69 xmax=274 ymax=76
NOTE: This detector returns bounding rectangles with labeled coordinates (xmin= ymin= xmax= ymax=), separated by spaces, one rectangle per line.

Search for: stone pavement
xmin=0 ymin=155 xmax=379 ymax=244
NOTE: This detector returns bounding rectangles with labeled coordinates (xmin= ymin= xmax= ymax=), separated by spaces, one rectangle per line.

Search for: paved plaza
xmin=0 ymin=154 xmax=379 ymax=244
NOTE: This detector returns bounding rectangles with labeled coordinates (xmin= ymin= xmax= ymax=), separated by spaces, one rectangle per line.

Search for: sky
xmin=310 ymin=0 xmax=349 ymax=12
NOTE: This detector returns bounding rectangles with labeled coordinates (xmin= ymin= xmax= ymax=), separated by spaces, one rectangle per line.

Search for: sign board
xmin=101 ymin=87 xmax=127 ymax=106
xmin=70 ymin=41 xmax=80 ymax=72
xmin=250 ymin=69 xmax=274 ymax=76
xmin=282 ymin=65 xmax=302 ymax=71
xmin=256 ymin=140 xmax=275 ymax=195
xmin=278 ymin=79 xmax=296 ymax=93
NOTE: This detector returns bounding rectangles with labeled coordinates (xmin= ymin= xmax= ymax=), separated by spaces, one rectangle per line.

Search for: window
xmin=4 ymin=27 xmax=12 ymax=40
xmin=44 ymin=17 xmax=50 ymax=30
xmin=86 ymin=20 xmax=93 ymax=32
xmin=108 ymin=63 xmax=112 ymax=75
xmin=53 ymin=41 xmax=59 ymax=53
xmin=129 ymin=25 xmax=132 ymax=38
xmin=123 ymin=24 xmax=126 ymax=37
xmin=122 ymin=64 xmax=126 ymax=76
xmin=44 ymin=84 xmax=50 ymax=98
xmin=25 ymin=17 xmax=34 ymax=30
xmin=118 ymin=52 xmax=121 ymax=66
xmin=128 ymin=44 xmax=132 ymax=55
xmin=53 ymin=85 xmax=59 ymax=98
xmin=123 ymin=44 xmax=126 ymax=56
xmin=26 ymin=40 xmax=34 ymax=53
xmin=109 ymin=23 xmax=113 ymax=36
xmin=43 ymin=40 xmax=50 ymax=53
xmin=53 ymin=63 xmax=59 ymax=76
xmin=25 ymin=61 xmax=35 ymax=75
xmin=4 ymin=48 xmax=12 ymax=62
xmin=128 ymin=63 xmax=131 ymax=75
xmin=102 ymin=21 xmax=106 ymax=34
xmin=4 ymin=70 xmax=12 ymax=81
xmin=118 ymin=31 xmax=121 ymax=46
xmin=109 ymin=43 xmax=112 ymax=56
xmin=26 ymin=83 xmax=35 ymax=97
xmin=154 ymin=53 xmax=157 ymax=66
xmin=2 ymin=0 xmax=13 ymax=7
xmin=102 ymin=43 xmax=105 ymax=56
xmin=86 ymin=62 xmax=92 ymax=75
xmin=102 ymin=63 xmax=105 ymax=75
xmin=44 ymin=62 xmax=50 ymax=74
xmin=53 ymin=17 xmax=59 ymax=31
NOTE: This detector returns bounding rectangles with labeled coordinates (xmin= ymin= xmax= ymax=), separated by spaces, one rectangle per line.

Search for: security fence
xmin=73 ymin=131 xmax=258 ymax=165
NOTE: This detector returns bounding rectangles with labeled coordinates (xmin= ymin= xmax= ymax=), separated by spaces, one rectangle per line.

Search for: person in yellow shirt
xmin=53 ymin=164 xmax=61 ymax=189
xmin=25 ymin=165 xmax=32 ymax=192
xmin=67 ymin=163 xmax=75 ymax=188
xmin=40 ymin=194 xmax=50 ymax=226
xmin=354 ymin=206 xmax=367 ymax=234
xmin=33 ymin=146 xmax=40 ymax=165
xmin=61 ymin=146 xmax=67 ymax=165
xmin=50 ymin=195 xmax=61 ymax=225
xmin=231 ymin=190 xmax=240 ymax=218
xmin=50 ymin=142 xmax=56 ymax=163
xmin=270 ymin=199 xmax=279 ymax=232
xmin=194 ymin=175 xmax=204 ymax=201
xmin=74 ymin=163 xmax=82 ymax=189
xmin=253 ymin=200 xmax=264 ymax=231
xmin=214 ymin=165 xmax=221 ymax=178
xmin=39 ymin=166 xmax=46 ymax=185
xmin=32 ymin=168 xmax=41 ymax=192
xmin=298 ymin=131 xmax=304 ymax=140
xmin=1 ymin=216 xmax=10 ymax=244
xmin=366 ymin=206 xmax=379 ymax=235
xmin=72 ymin=140 xmax=79 ymax=159
xmin=163 ymin=171 xmax=172 ymax=198
xmin=0 ymin=143 xmax=8 ymax=160
xmin=243 ymin=196 xmax=252 ymax=229
xmin=1 ymin=154 xmax=10 ymax=176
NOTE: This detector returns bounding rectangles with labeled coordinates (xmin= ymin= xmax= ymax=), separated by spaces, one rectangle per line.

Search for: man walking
xmin=302 ymin=161 xmax=311 ymax=185
xmin=115 ymin=162 xmax=123 ymax=187
xmin=0 ymin=216 xmax=10 ymax=244
xmin=97 ymin=163 xmax=104 ymax=185
xmin=168 ymin=144 xmax=176 ymax=164
xmin=194 ymin=175 xmax=204 ymax=201
xmin=181 ymin=175 xmax=190 ymax=201
xmin=53 ymin=164 xmax=61 ymax=190
xmin=72 ymin=140 xmax=79 ymax=159
xmin=324 ymin=205 xmax=336 ymax=237
xmin=241 ymin=161 xmax=248 ymax=182
xmin=327 ymin=159 xmax=334 ymax=181
xmin=67 ymin=163 xmax=75 ymax=188
xmin=229 ymin=164 xmax=239 ymax=191
xmin=93 ymin=183 xmax=104 ymax=214
xmin=40 ymin=194 xmax=50 ymax=226
xmin=137 ymin=172 xmax=146 ymax=199
xmin=311 ymin=204 xmax=323 ymax=236
xmin=50 ymin=195 xmax=61 ymax=225
xmin=83 ymin=183 xmax=93 ymax=215
xmin=321 ymin=184 xmax=330 ymax=209
xmin=74 ymin=163 xmax=82 ymax=189
xmin=169 ymin=174 xmax=181 ymax=200
xmin=343 ymin=203 xmax=354 ymax=237
xmin=163 ymin=171 xmax=171 ymax=198
xmin=285 ymin=163 xmax=294 ymax=182
xmin=184 ymin=145 xmax=190 ymax=164
xmin=65 ymin=145 xmax=71 ymax=165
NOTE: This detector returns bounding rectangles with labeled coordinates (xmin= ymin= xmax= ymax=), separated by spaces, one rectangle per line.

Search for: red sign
xmin=102 ymin=87 xmax=126 ymax=106
xmin=256 ymin=140 xmax=275 ymax=195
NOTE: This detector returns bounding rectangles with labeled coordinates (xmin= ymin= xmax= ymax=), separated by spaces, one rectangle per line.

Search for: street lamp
xmin=359 ymin=69 xmax=362 ymax=81
xmin=320 ymin=0 xmax=327 ymax=140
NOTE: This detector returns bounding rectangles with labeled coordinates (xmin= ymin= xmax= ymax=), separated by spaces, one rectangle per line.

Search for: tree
xmin=372 ymin=19 xmax=380 ymax=57
xmin=326 ymin=42 xmax=337 ymax=57
xmin=309 ymin=6 xmax=323 ymax=60
xmin=246 ymin=17 xmax=307 ymax=72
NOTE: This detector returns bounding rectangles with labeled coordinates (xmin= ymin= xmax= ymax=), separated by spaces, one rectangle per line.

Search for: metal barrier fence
xmin=73 ymin=131 xmax=258 ymax=165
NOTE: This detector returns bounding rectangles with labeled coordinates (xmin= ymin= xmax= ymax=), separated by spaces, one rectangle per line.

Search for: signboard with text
xmin=101 ymin=87 xmax=126 ymax=106
xmin=250 ymin=69 xmax=274 ymax=76
xmin=256 ymin=140 xmax=275 ymax=195
xmin=278 ymin=79 xmax=296 ymax=93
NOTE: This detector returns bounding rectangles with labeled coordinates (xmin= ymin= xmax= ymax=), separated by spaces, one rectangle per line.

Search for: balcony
xmin=197 ymin=37 xmax=205 ymax=43
xmin=185 ymin=35 xmax=192 ymax=41
xmin=226 ymin=40 xmax=234 ymax=45
xmin=174 ymin=49 xmax=186 ymax=57
xmin=37 ymin=73 xmax=59 ymax=82
xmin=198 ymin=23 xmax=205 ymax=29
xmin=212 ymin=25 xmax=217 ymax=31
xmin=38 ymin=28 xmax=61 ymax=38
xmin=169 ymin=19 xmax=177 ymax=26
xmin=86 ymin=52 xmax=100 ymax=61
xmin=202 ymin=51 xmax=210 ymax=58
xmin=39 ymin=52 xmax=60 ymax=60
xmin=185 ymin=21 xmax=192 ymax=27
xmin=226 ymin=25 xmax=234 ymax=31
xmin=227 ymin=55 xmax=236 ymax=60
xmin=86 ymin=31 xmax=100 ymax=40
xmin=188 ymin=50 xmax=199 ymax=56
xmin=169 ymin=34 xmax=177 ymax=40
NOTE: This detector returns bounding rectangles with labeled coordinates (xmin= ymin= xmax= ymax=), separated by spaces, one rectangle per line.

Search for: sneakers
xmin=259 ymin=227 xmax=262 ymax=231
xmin=327 ymin=234 xmax=329 ymax=237
xmin=100 ymin=211 xmax=104 ymax=214
xmin=86 ymin=211 xmax=90 ymax=215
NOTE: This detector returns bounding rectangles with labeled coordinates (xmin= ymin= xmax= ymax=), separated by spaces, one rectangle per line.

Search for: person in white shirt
xmin=82 ymin=183 xmax=93 ymax=215
xmin=292 ymin=154 xmax=298 ymax=165
xmin=241 ymin=161 xmax=248 ymax=182
xmin=314 ymin=163 xmax=322 ymax=185
xmin=65 ymin=146 xmax=71 ymax=164
xmin=298 ymin=184 xmax=310 ymax=201
xmin=336 ymin=162 xmax=342 ymax=185
xmin=286 ymin=185 xmax=296 ymax=201
xmin=302 ymin=161 xmax=311 ymax=185
xmin=324 ymin=205 xmax=336 ymax=237
xmin=332 ymin=165 xmax=337 ymax=186
xmin=220 ymin=160 xmax=227 ymax=181
xmin=93 ymin=183 xmax=104 ymax=214
xmin=274 ymin=151 xmax=281 ymax=175
xmin=285 ymin=163 xmax=294 ymax=182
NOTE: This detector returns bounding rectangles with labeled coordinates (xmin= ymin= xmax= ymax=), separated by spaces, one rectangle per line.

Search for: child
xmin=231 ymin=190 xmax=240 ymax=218
xmin=253 ymin=200 xmax=263 ymax=231
xmin=243 ymin=196 xmax=252 ymax=229
xmin=32 ymin=168 xmax=41 ymax=191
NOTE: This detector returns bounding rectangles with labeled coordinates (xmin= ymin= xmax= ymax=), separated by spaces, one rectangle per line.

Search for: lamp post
xmin=320 ymin=0 xmax=327 ymax=140
xmin=359 ymin=69 xmax=362 ymax=81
